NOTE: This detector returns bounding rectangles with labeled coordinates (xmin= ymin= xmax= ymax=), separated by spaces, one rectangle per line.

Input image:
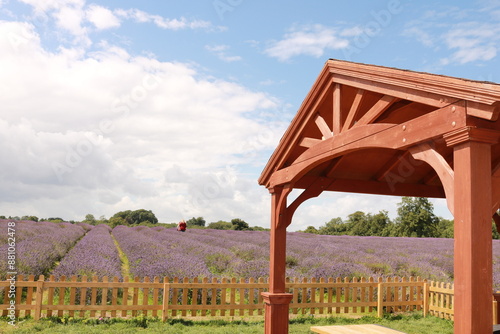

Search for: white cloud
xmin=206 ymin=44 xmax=242 ymax=62
xmin=264 ymin=24 xmax=349 ymax=62
xmin=0 ymin=19 xmax=282 ymax=225
xmin=404 ymin=5 xmax=500 ymax=65
xmin=114 ymin=8 xmax=212 ymax=30
xmin=86 ymin=4 xmax=120 ymax=30
xmin=442 ymin=23 xmax=499 ymax=63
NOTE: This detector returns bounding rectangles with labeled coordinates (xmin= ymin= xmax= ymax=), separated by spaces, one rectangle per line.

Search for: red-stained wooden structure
xmin=258 ymin=59 xmax=500 ymax=334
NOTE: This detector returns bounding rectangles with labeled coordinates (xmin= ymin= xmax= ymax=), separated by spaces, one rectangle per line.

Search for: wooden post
xmin=34 ymin=275 xmax=44 ymax=321
xmin=162 ymin=280 xmax=170 ymax=321
xmin=423 ymin=281 xmax=429 ymax=317
xmin=377 ymin=282 xmax=384 ymax=318
xmin=445 ymin=127 xmax=498 ymax=334
xmin=263 ymin=186 xmax=293 ymax=334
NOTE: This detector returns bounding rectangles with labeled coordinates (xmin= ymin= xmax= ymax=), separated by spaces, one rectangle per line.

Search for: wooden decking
xmin=310 ymin=324 xmax=406 ymax=334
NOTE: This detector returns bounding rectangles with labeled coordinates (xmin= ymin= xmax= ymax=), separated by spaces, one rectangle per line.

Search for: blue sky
xmin=1 ymin=0 xmax=499 ymax=230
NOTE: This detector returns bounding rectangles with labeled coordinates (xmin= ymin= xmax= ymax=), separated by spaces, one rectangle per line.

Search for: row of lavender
xmin=113 ymin=226 xmax=457 ymax=282
xmin=52 ymin=224 xmax=122 ymax=279
xmin=3 ymin=221 xmax=500 ymax=288
xmin=0 ymin=220 xmax=87 ymax=279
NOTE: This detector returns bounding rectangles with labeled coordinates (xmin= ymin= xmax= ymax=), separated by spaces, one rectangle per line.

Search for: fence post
xmin=377 ymin=281 xmax=384 ymax=318
xmin=34 ymin=275 xmax=44 ymax=321
xmin=423 ymin=281 xmax=429 ymax=317
xmin=162 ymin=281 xmax=170 ymax=321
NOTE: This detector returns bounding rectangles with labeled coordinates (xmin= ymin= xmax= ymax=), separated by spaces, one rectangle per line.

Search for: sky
xmin=1 ymin=0 xmax=499 ymax=231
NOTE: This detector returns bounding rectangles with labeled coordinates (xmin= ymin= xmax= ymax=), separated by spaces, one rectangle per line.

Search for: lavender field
xmin=3 ymin=220 xmax=500 ymax=288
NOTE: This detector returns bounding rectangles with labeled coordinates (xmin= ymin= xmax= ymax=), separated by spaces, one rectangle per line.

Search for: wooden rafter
xmin=342 ymin=88 xmax=365 ymax=133
xmin=299 ymin=137 xmax=322 ymax=148
xmin=332 ymin=84 xmax=341 ymax=134
xmin=314 ymin=114 xmax=333 ymax=139
xmin=353 ymin=95 xmax=397 ymax=127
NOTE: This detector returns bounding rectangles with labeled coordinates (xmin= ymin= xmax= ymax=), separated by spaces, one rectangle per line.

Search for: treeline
xmin=300 ymin=197 xmax=500 ymax=239
xmin=163 ymin=217 xmax=268 ymax=231
xmin=1 ymin=210 xmax=266 ymax=231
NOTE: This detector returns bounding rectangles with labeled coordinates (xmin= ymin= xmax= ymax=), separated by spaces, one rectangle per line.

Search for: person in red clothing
xmin=177 ymin=219 xmax=187 ymax=232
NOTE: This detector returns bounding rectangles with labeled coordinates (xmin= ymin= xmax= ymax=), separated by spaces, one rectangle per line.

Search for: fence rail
xmin=0 ymin=275 xmax=446 ymax=321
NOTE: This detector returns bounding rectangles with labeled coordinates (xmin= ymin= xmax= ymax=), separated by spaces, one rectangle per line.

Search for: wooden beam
xmin=409 ymin=143 xmax=455 ymax=213
xmin=354 ymin=95 xmax=396 ymax=127
xmin=452 ymin=140 xmax=493 ymax=334
xmin=270 ymin=102 xmax=466 ymax=187
xmin=314 ymin=114 xmax=333 ymax=139
xmin=332 ymin=84 xmax=341 ymax=134
xmin=326 ymin=178 xmax=445 ymax=198
xmin=373 ymin=151 xmax=411 ymax=182
xmin=299 ymin=137 xmax=322 ymax=148
xmin=492 ymin=161 xmax=500 ymax=213
xmin=342 ymin=88 xmax=365 ymax=133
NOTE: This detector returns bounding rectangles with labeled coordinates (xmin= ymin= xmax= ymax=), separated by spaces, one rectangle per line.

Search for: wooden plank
xmin=248 ymin=277 xmax=255 ymax=316
xmin=143 ymin=276 xmax=150 ymax=317
xmin=132 ymin=276 xmax=139 ymax=317
xmin=14 ymin=275 xmax=23 ymax=318
xmin=352 ymin=95 xmax=396 ymax=127
xmin=57 ymin=275 xmax=66 ymax=317
xmin=311 ymin=277 xmax=316 ymax=315
xmin=90 ymin=276 xmax=97 ymax=318
xmin=152 ymin=277 xmax=160 ymax=318
xmin=121 ymin=276 xmax=129 ymax=318
xmin=229 ymin=277 xmax=236 ymax=317
xmin=111 ymin=276 xmax=118 ymax=318
xmin=68 ymin=276 xmax=77 ymax=317
xmin=311 ymin=324 xmax=406 ymax=334
xmin=239 ymin=278 xmax=245 ymax=316
xmin=101 ymin=276 xmax=109 ymax=318
xmin=200 ymin=277 xmax=207 ymax=317
xmin=25 ymin=275 xmax=35 ymax=317
xmin=342 ymin=88 xmax=365 ymax=132
xmin=191 ymin=277 xmax=198 ymax=317
xmin=315 ymin=114 xmax=333 ymax=139
xmin=162 ymin=280 xmax=169 ymax=321
xmin=318 ymin=277 xmax=325 ymax=314
xmin=171 ymin=277 xmax=178 ymax=317
xmin=332 ymin=83 xmax=341 ymax=134
xmin=211 ymin=277 xmax=218 ymax=316
xmin=34 ymin=275 xmax=44 ymax=320
xmin=257 ymin=277 xmax=264 ymax=316
xmin=335 ymin=277 xmax=341 ymax=314
xmin=46 ymin=275 xmax=55 ymax=317
xmin=327 ymin=277 xmax=333 ymax=314
xmin=79 ymin=276 xmax=88 ymax=318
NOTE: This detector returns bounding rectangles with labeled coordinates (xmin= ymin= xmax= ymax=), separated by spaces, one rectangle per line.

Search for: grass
xmin=0 ymin=312 xmax=454 ymax=334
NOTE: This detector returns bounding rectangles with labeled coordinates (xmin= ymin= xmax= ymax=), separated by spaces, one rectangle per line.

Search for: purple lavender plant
xmin=0 ymin=220 xmax=85 ymax=279
xmin=52 ymin=224 xmax=122 ymax=279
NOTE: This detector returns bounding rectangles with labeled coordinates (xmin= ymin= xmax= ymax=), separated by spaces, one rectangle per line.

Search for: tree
xmin=82 ymin=214 xmax=97 ymax=225
xmin=346 ymin=211 xmax=370 ymax=236
xmin=437 ymin=218 xmax=454 ymax=238
xmin=127 ymin=209 xmax=158 ymax=225
xmin=208 ymin=220 xmax=232 ymax=230
xmin=110 ymin=209 xmax=158 ymax=225
xmin=302 ymin=226 xmax=318 ymax=234
xmin=318 ymin=217 xmax=347 ymax=235
xmin=187 ymin=217 xmax=206 ymax=227
xmin=21 ymin=215 xmax=39 ymax=222
xmin=393 ymin=197 xmax=439 ymax=237
xmin=231 ymin=218 xmax=249 ymax=230
xmin=109 ymin=216 xmax=126 ymax=228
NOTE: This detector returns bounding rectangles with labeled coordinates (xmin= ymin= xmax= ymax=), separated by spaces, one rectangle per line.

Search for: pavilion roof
xmin=259 ymin=59 xmax=500 ymax=207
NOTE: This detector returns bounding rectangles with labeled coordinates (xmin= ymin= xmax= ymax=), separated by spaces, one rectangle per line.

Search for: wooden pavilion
xmin=258 ymin=59 xmax=500 ymax=334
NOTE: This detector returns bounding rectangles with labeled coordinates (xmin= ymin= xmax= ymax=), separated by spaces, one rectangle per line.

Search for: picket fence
xmin=0 ymin=275 xmax=455 ymax=321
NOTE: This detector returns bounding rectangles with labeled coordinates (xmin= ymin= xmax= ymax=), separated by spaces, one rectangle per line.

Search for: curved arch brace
xmin=492 ymin=164 xmax=500 ymax=214
xmin=285 ymin=178 xmax=335 ymax=228
xmin=408 ymin=143 xmax=455 ymax=214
